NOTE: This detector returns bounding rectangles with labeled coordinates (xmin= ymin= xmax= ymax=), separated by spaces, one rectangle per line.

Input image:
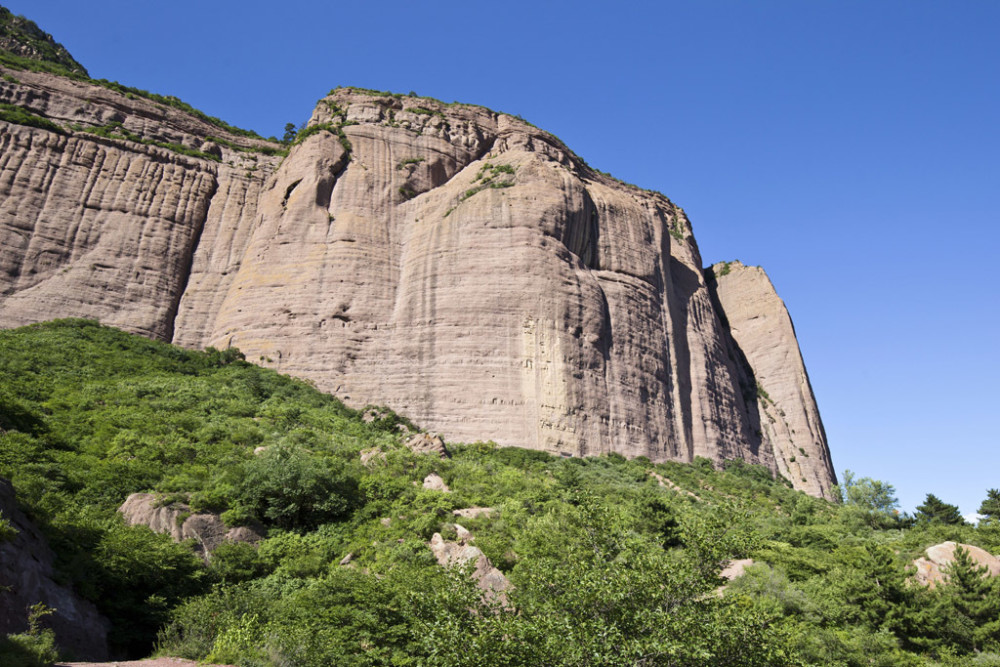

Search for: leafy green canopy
xmin=915 ymin=494 xmax=965 ymax=526
xmin=2 ymin=320 xmax=1000 ymax=666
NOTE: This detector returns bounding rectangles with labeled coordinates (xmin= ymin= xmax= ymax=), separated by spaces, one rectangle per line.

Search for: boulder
xmin=912 ymin=541 xmax=1000 ymax=587
xmin=405 ymin=433 xmax=449 ymax=458
xmin=453 ymin=507 xmax=496 ymax=520
xmin=428 ymin=532 xmax=511 ymax=604
xmin=360 ymin=447 xmax=386 ymax=466
xmin=118 ymin=493 xmax=263 ymax=559
xmin=422 ymin=473 xmax=450 ymax=493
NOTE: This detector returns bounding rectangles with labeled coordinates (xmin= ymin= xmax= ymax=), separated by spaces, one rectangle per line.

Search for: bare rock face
xmin=0 ymin=477 xmax=110 ymax=660
xmin=912 ymin=541 xmax=1000 ymax=587
xmin=707 ymin=261 xmax=836 ymax=499
xmin=422 ymin=472 xmax=450 ymax=493
xmin=453 ymin=507 xmax=495 ymax=520
xmin=0 ymin=67 xmax=280 ymax=341
xmin=405 ymin=433 xmax=449 ymax=458
xmin=0 ymin=68 xmax=837 ymax=496
xmin=118 ymin=493 xmax=262 ymax=558
xmin=720 ymin=558 xmax=755 ymax=581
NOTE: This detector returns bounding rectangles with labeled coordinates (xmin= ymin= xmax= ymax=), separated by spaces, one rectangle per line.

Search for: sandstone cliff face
xmin=707 ymin=261 xmax=835 ymax=499
xmin=0 ymin=68 xmax=280 ymax=341
xmin=0 ymin=67 xmax=836 ymax=496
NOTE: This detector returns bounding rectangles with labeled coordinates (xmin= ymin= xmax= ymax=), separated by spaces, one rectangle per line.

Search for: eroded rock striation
xmin=707 ymin=261 xmax=835 ymax=499
xmin=0 ymin=57 xmax=836 ymax=495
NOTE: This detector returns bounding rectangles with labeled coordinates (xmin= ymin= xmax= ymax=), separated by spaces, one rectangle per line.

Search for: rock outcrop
xmin=912 ymin=541 xmax=1000 ymax=587
xmin=422 ymin=473 xmax=450 ymax=493
xmin=0 ymin=477 xmax=110 ymax=660
xmin=707 ymin=261 xmax=835 ymax=499
xmin=118 ymin=493 xmax=262 ymax=559
xmin=428 ymin=530 xmax=511 ymax=603
xmin=0 ymin=47 xmax=837 ymax=495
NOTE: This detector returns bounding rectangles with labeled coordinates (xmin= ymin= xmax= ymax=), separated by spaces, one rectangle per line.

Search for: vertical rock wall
xmin=707 ymin=261 xmax=836 ymax=498
xmin=0 ymin=75 xmax=836 ymax=496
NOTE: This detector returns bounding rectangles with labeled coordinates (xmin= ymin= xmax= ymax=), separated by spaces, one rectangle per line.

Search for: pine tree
xmin=978 ymin=488 xmax=1000 ymax=521
xmin=936 ymin=546 xmax=1000 ymax=653
xmin=915 ymin=493 xmax=964 ymax=525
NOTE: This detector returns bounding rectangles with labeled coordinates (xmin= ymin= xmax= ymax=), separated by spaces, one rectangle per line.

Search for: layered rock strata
xmin=0 ymin=65 xmax=836 ymax=496
xmin=707 ymin=261 xmax=835 ymax=498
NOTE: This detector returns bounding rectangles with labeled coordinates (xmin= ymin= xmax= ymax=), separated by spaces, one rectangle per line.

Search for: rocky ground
xmin=57 ymin=659 xmax=232 ymax=667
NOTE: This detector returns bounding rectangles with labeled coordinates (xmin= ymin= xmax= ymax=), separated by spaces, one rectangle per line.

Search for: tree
xmin=933 ymin=546 xmax=1000 ymax=653
xmin=915 ymin=493 xmax=964 ymax=525
xmin=281 ymin=122 xmax=297 ymax=144
xmin=835 ymin=470 xmax=900 ymax=528
xmin=978 ymin=488 xmax=1000 ymax=521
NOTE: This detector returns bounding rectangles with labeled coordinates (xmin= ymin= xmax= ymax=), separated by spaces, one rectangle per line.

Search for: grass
xmin=456 ymin=162 xmax=518 ymax=204
xmin=0 ymin=7 xmax=86 ymax=75
xmin=0 ymin=102 xmax=64 ymax=134
xmin=72 ymin=121 xmax=222 ymax=162
xmin=397 ymin=157 xmax=425 ymax=170
xmin=0 ymin=49 xmax=264 ymax=141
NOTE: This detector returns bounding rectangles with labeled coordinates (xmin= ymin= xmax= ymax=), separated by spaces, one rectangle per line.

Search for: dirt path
xmin=57 ymin=658 xmax=232 ymax=667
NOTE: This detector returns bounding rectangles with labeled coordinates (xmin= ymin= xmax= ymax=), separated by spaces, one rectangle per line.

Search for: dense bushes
xmin=1 ymin=320 xmax=999 ymax=665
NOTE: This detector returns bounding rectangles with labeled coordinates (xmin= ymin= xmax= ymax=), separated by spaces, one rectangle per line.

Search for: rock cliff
xmin=0 ymin=42 xmax=836 ymax=496
xmin=707 ymin=261 xmax=835 ymax=498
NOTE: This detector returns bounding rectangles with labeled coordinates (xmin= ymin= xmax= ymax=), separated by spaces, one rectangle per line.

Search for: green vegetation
xmin=455 ymin=162 xmax=518 ymax=206
xmin=0 ymin=101 xmax=63 ymax=134
xmin=0 ymin=603 xmax=60 ymax=667
xmin=0 ymin=7 xmax=87 ymax=75
xmin=0 ymin=508 xmax=16 ymax=541
xmin=1 ymin=8 xmax=265 ymax=142
xmin=915 ymin=494 xmax=964 ymax=525
xmin=980 ymin=489 xmax=1000 ymax=521
xmin=206 ymin=135 xmax=288 ymax=158
xmin=71 ymin=120 xmax=222 ymax=162
xmin=0 ymin=44 xmax=264 ymax=140
xmin=289 ymin=102 xmax=354 ymax=156
xmin=396 ymin=157 xmax=425 ymax=170
xmin=1 ymin=320 xmax=1000 ymax=665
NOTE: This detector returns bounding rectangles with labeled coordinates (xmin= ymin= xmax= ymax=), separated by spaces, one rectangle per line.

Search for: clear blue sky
xmin=7 ymin=1 xmax=998 ymax=516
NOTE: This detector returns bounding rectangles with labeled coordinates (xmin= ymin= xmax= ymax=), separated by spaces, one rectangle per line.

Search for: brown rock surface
xmin=0 ymin=71 xmax=836 ymax=495
xmin=405 ymin=432 xmax=449 ymax=458
xmin=453 ymin=507 xmax=496 ymax=519
xmin=707 ymin=261 xmax=836 ymax=499
xmin=422 ymin=472 xmax=450 ymax=493
xmin=912 ymin=541 xmax=1000 ymax=587
xmin=0 ymin=478 xmax=110 ymax=660
xmin=428 ymin=531 xmax=511 ymax=603
xmin=118 ymin=493 xmax=262 ymax=558
xmin=720 ymin=558 xmax=755 ymax=581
